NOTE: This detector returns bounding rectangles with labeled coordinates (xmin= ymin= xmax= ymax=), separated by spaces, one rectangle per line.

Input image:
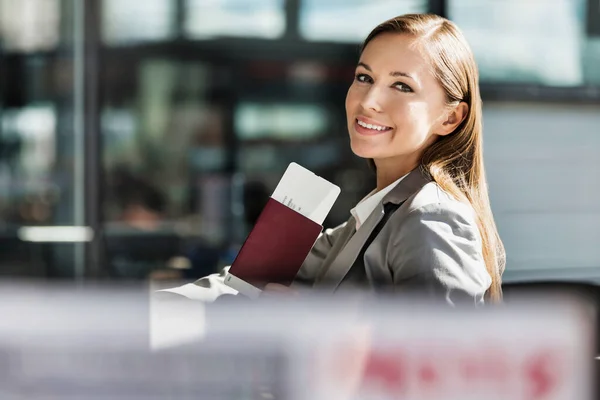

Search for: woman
xmin=161 ymin=14 xmax=505 ymax=304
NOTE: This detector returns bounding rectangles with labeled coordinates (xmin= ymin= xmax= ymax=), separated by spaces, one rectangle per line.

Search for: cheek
xmin=345 ymin=86 xmax=359 ymax=114
xmin=400 ymin=102 xmax=435 ymax=134
xmin=378 ymin=99 xmax=411 ymax=133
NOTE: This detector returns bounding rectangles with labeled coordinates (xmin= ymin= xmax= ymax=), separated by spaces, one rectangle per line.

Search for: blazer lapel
xmin=313 ymin=167 xmax=432 ymax=290
xmin=313 ymin=204 xmax=385 ymax=289
xmin=312 ymin=215 xmax=356 ymax=284
xmin=381 ymin=166 xmax=432 ymax=206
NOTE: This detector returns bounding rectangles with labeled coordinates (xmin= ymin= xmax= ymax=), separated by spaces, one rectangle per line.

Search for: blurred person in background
xmin=160 ymin=13 xmax=505 ymax=305
xmin=108 ymin=169 xmax=222 ymax=280
xmin=113 ymin=169 xmax=167 ymax=231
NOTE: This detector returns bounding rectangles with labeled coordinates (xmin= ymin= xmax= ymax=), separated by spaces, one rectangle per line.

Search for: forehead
xmin=359 ymin=33 xmax=432 ymax=77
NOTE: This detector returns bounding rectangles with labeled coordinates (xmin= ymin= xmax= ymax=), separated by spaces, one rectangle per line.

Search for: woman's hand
xmin=262 ymin=283 xmax=299 ymax=297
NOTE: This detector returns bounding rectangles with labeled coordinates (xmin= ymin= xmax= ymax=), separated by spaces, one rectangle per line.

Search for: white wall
xmin=483 ymin=102 xmax=600 ymax=281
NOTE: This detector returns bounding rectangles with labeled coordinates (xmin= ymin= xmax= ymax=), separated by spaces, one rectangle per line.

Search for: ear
xmin=438 ymin=101 xmax=469 ymax=136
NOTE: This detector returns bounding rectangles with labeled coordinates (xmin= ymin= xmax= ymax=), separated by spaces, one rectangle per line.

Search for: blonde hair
xmin=362 ymin=14 xmax=505 ymax=301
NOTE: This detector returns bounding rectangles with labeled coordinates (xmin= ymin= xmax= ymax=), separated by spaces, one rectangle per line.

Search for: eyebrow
xmin=357 ymin=62 xmax=416 ymax=81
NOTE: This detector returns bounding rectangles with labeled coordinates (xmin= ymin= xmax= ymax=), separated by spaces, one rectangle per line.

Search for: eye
xmin=394 ymin=82 xmax=414 ymax=93
xmin=355 ymin=73 xmax=373 ymax=84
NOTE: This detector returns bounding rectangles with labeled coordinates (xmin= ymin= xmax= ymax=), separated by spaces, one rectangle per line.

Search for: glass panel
xmin=0 ymin=105 xmax=57 ymax=184
xmin=101 ymin=59 xmax=230 ymax=280
xmin=0 ymin=0 xmax=61 ymax=52
xmin=448 ymin=0 xmax=600 ymax=86
xmin=590 ymin=0 xmax=600 ymax=35
xmin=0 ymin=0 xmax=85 ymax=278
xmin=235 ymin=103 xmax=328 ymax=141
xmin=233 ymin=101 xmax=343 ymax=173
xmin=102 ymin=0 xmax=176 ymax=45
xmin=299 ymin=0 xmax=427 ymax=43
xmin=185 ymin=0 xmax=285 ymax=39
xmin=584 ymin=37 xmax=600 ymax=84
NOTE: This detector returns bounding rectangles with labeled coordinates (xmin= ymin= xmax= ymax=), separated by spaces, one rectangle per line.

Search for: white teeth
xmin=357 ymin=120 xmax=388 ymax=131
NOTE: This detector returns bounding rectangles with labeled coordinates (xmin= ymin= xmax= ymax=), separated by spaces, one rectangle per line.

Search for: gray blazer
xmin=159 ymin=168 xmax=491 ymax=305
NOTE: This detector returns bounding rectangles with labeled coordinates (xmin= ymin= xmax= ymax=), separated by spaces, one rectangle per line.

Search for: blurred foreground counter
xmin=0 ymin=282 xmax=595 ymax=400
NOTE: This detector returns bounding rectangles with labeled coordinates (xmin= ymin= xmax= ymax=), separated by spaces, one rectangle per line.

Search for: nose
xmin=359 ymin=86 xmax=383 ymax=113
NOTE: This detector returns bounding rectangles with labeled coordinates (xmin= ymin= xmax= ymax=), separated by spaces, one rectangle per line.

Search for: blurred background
xmin=0 ymin=0 xmax=599 ymax=285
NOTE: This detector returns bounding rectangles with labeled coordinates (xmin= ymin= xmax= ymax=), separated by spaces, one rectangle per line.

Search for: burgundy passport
xmin=227 ymin=198 xmax=323 ymax=290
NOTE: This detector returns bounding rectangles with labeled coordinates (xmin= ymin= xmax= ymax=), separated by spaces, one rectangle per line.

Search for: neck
xmin=374 ymin=157 xmax=418 ymax=191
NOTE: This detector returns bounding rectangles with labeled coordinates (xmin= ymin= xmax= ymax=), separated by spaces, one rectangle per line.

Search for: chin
xmin=349 ymin=139 xmax=381 ymax=159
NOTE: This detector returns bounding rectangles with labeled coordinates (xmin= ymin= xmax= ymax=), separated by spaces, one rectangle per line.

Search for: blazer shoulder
xmin=401 ymin=181 xmax=477 ymax=222
xmin=386 ymin=182 xmax=490 ymax=303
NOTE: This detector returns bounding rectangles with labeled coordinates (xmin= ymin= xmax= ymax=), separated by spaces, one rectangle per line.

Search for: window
xmin=102 ymin=0 xmax=176 ymax=45
xmin=448 ymin=0 xmax=600 ymax=86
xmin=1 ymin=105 xmax=56 ymax=180
xmin=235 ymin=102 xmax=328 ymax=141
xmin=0 ymin=0 xmax=60 ymax=52
xmin=299 ymin=0 xmax=427 ymax=43
xmin=588 ymin=0 xmax=600 ymax=36
xmin=185 ymin=0 xmax=285 ymax=39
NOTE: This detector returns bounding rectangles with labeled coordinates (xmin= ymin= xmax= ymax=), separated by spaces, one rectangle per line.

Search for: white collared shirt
xmin=350 ymin=174 xmax=408 ymax=230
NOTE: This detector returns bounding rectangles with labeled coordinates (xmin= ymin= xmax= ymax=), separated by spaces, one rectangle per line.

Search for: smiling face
xmin=345 ymin=33 xmax=451 ymax=170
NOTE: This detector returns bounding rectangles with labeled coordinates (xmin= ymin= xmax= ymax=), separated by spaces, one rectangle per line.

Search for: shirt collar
xmin=350 ymin=174 xmax=408 ymax=230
